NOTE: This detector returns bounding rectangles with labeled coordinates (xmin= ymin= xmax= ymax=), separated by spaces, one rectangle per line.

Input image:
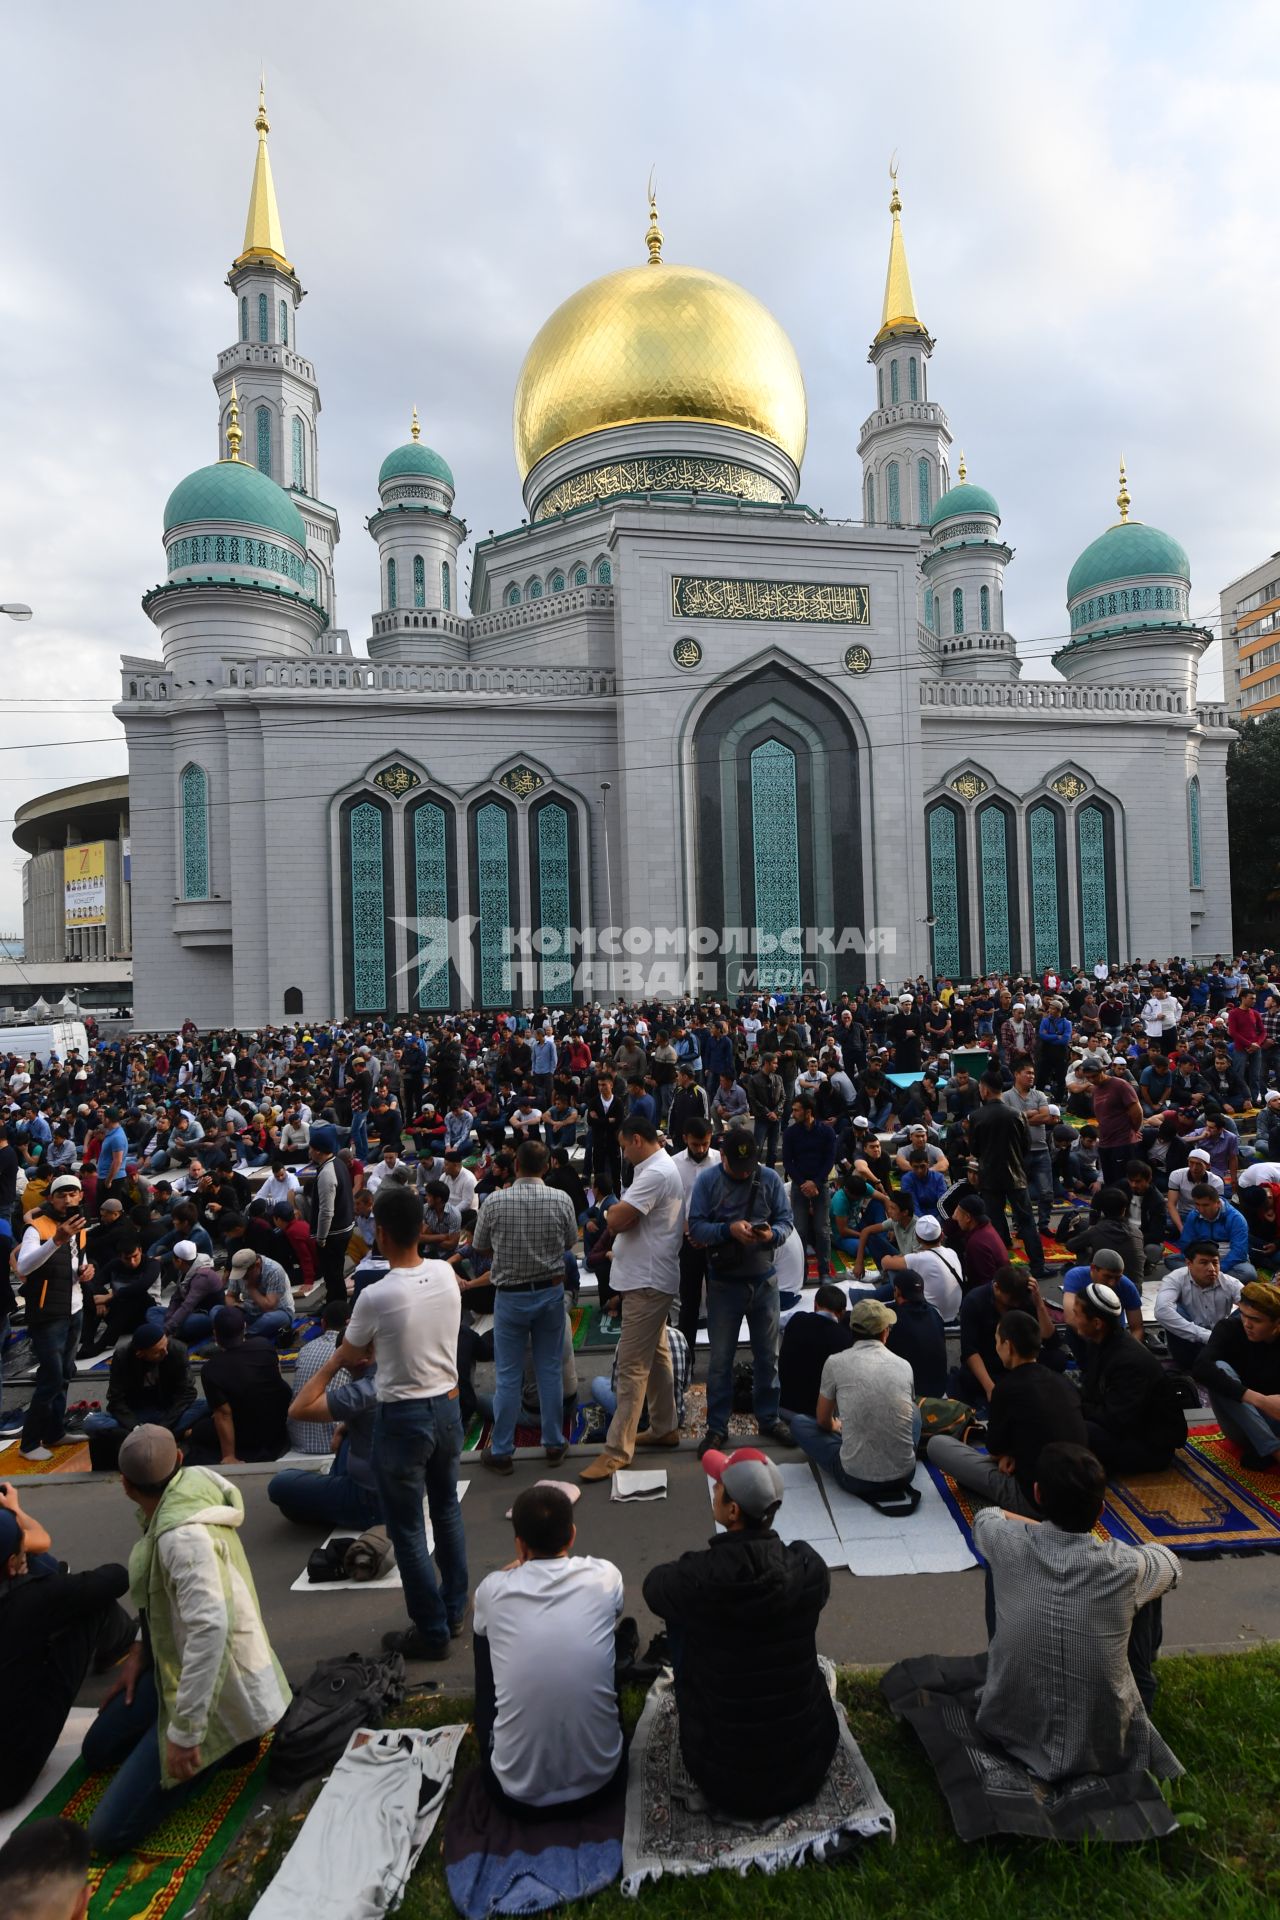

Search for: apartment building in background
xmin=1221 ymin=554 xmax=1280 ymax=718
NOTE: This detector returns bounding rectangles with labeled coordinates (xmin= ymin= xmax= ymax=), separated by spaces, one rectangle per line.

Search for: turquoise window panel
xmin=917 ymin=457 xmax=930 ymax=522
xmin=597 ymin=559 xmax=612 ymax=585
xmin=890 ymin=360 xmax=900 ymax=404
xmin=925 ymin=588 xmax=935 ymax=632
xmin=180 ymin=764 xmax=209 ymax=900
xmin=909 ymin=357 xmax=919 ymax=402
xmin=291 ymin=416 xmax=305 ymax=490
xmin=952 ymin=587 xmax=964 ymax=634
xmin=239 ymin=296 xmax=248 ymax=342
xmin=506 ymin=584 xmax=520 ymax=606
xmin=442 ymin=560 xmax=451 ymax=610
xmin=349 ymin=802 xmax=386 ymax=1013
xmin=1078 ymin=804 xmax=1109 ymax=969
xmin=978 ymin=806 xmax=1011 ymax=974
xmin=1029 ymin=805 xmax=1061 ymax=974
xmin=255 ymin=406 xmax=271 ymax=475
xmin=865 ymin=473 xmax=875 ymax=524
xmin=413 ymin=554 xmax=426 ymax=608
xmin=887 ymin=463 xmax=901 ymax=525
xmin=476 ymin=803 xmax=513 ymax=1006
xmin=257 ymin=292 xmax=269 ymax=343
xmin=387 ymin=557 xmax=397 ymax=608
xmin=1188 ymin=776 xmax=1202 ymax=887
xmin=877 ymin=366 xmax=884 ymax=409
xmin=980 ymin=584 xmax=991 ymax=631
xmin=527 ymin=579 xmax=543 ymax=601
xmin=927 ymin=805 xmax=961 ymax=978
xmin=751 ymin=740 xmax=802 ymax=991
xmin=549 ymin=571 xmax=564 ymax=593
xmin=413 ymin=803 xmax=450 ymax=1011
xmin=573 ymin=566 xmax=588 ymax=586
xmin=537 ymin=803 xmax=573 ymax=1005
xmin=279 ymin=299 xmax=288 ymax=345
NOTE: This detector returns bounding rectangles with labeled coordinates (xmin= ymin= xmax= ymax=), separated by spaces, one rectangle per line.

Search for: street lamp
xmin=0 ymin=605 xmax=32 ymax=621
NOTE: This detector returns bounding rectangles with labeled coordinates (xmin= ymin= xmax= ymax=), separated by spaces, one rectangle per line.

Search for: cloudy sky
xmin=0 ymin=0 xmax=1272 ymax=930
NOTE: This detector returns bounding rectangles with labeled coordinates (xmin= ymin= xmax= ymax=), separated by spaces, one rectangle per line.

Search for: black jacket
xmin=1080 ymin=1327 xmax=1188 ymax=1454
xmin=105 ymin=1336 xmax=197 ymax=1427
xmin=969 ymin=1100 xmax=1030 ymax=1190
xmin=642 ymin=1529 xmax=838 ymax=1818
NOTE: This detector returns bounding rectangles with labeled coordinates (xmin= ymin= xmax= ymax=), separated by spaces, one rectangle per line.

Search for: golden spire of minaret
xmin=234 ymin=78 xmax=293 ymax=272
xmin=957 ymin=450 xmax=967 ymax=483
xmin=410 ymin=406 xmax=421 ymax=442
xmin=1116 ymin=457 xmax=1131 ymax=524
xmin=225 ymin=381 xmax=242 ymax=461
xmin=875 ymin=156 xmax=927 ymax=343
xmin=645 ymin=169 xmax=663 ymax=266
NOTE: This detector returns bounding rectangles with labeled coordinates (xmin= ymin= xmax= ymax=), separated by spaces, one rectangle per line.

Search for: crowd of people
xmin=0 ymin=949 xmax=1278 ymax=1869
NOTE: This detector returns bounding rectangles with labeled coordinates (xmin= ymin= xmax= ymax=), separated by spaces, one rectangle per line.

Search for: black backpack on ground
xmin=268 ymin=1651 xmax=409 ymax=1787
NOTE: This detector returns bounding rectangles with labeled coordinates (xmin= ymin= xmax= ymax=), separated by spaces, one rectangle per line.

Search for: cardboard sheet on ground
xmin=0 ymin=1707 xmax=95 ymax=1847
xmin=707 ymin=1462 xmax=846 ymax=1568
xmin=611 ymin=1469 xmax=667 ymax=1502
xmin=707 ymin=1458 xmax=975 ymax=1574
xmin=289 ymin=1480 xmax=469 ymax=1591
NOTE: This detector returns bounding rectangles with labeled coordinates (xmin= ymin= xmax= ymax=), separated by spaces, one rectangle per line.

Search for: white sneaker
xmin=19 ymin=1446 xmax=53 ymax=1462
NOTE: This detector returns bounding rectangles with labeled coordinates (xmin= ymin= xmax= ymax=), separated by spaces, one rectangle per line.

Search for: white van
xmin=0 ymin=1020 xmax=91 ymax=1066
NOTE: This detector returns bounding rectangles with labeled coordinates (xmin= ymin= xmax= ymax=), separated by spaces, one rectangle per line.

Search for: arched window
xmin=865 ymin=473 xmax=875 ymax=524
xmin=291 ymin=416 xmax=305 ymax=491
xmin=534 ymin=801 xmax=574 ymax=1006
xmin=413 ymin=555 xmax=426 ymax=608
xmin=410 ymin=801 xmax=451 ymax=1010
xmin=751 ymin=741 xmax=803 ymax=992
xmin=573 ymin=565 xmax=588 ymax=587
xmin=279 ymin=299 xmax=288 ymax=345
xmin=952 ymin=587 xmax=964 ymax=634
xmin=887 ymin=463 xmax=901 ymax=525
xmin=596 ymin=558 xmax=612 ymax=585
xmin=909 ymin=358 xmax=919 ymax=402
xmin=980 ymin=584 xmax=991 ymax=631
xmin=387 ymin=557 xmax=398 ymax=609
xmin=917 ymin=457 xmax=930 ymax=522
xmin=877 ymin=366 xmax=884 ymax=409
xmin=283 ymin=986 xmax=303 ymax=1015
xmin=925 ymin=588 xmax=935 ymax=632
xmin=1028 ymin=803 xmax=1065 ymax=974
xmin=441 ymin=560 xmax=451 ymax=611
xmin=348 ymin=801 xmax=388 ymax=1014
xmin=255 ymin=406 xmax=271 ymax=475
xmin=890 ymin=360 xmax=900 ymax=404
xmin=1188 ymin=776 xmax=1202 ymax=887
xmin=527 ymin=579 xmax=542 ymax=601
xmin=549 ymin=571 xmax=564 ymax=593
xmin=926 ymin=802 xmax=964 ymax=979
xmin=1077 ymin=803 xmax=1112 ymax=969
xmin=180 ymin=764 xmax=209 ymax=900
xmin=977 ymin=803 xmax=1015 ymax=974
xmin=475 ymin=802 xmax=514 ymax=1007
xmin=257 ymin=292 xmax=269 ymax=343
xmin=505 ymin=583 xmax=520 ymax=607
xmin=239 ymin=296 xmax=248 ymax=342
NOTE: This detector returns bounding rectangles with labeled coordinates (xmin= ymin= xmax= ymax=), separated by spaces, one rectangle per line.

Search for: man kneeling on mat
xmin=472 ymin=1484 xmax=627 ymax=1815
xmin=642 ymin=1448 xmax=837 ymax=1819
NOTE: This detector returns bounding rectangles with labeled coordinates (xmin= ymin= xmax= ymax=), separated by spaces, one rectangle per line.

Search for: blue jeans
xmin=268 ymin=1456 xmax=383 ymax=1530
xmin=1207 ymin=1363 xmax=1280 ymax=1458
xmin=372 ymin=1394 xmax=467 ymax=1646
xmin=791 ymin=1407 xmax=922 ymax=1497
xmin=705 ymin=1276 xmax=781 ymax=1435
xmin=21 ymin=1313 xmax=82 ymax=1451
xmin=790 ymin=1181 xmax=831 ymax=1278
xmin=590 ymin=1375 xmax=617 ymax=1418
xmin=146 ymin=1304 xmax=219 ymax=1346
xmin=243 ymin=1309 xmax=292 ymax=1344
xmin=83 ymin=1670 xmax=209 ymax=1854
xmin=491 ymin=1285 xmax=567 ymax=1456
xmin=350 ymin=1109 xmax=369 ymax=1159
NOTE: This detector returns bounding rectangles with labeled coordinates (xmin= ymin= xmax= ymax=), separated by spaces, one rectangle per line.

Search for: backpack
xmin=268 ymin=1651 xmax=409 ymax=1787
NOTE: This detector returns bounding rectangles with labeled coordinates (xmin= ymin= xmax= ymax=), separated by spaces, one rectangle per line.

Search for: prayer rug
xmin=931 ymin=1426 xmax=1280 ymax=1559
xmin=24 ymin=1736 xmax=271 ymax=1918
xmin=572 ymin=1303 xmax=624 ymax=1350
xmin=444 ymin=1762 xmax=625 ymax=1916
xmin=881 ymin=1654 xmax=1178 ymax=1842
xmin=803 ymin=1250 xmax=856 ymax=1280
xmin=4 ymin=1437 xmax=91 ymax=1476
xmin=621 ymin=1669 xmax=893 ymax=1893
xmin=462 ymin=1409 xmax=589 ymax=1455
xmin=677 ymin=1384 xmax=759 ymax=1445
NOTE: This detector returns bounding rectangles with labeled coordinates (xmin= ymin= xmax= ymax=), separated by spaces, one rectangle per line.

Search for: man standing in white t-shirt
xmin=580 ymin=1118 xmax=686 ymax=1483
xmin=473 ymin=1483 xmax=625 ymax=1812
xmin=335 ymin=1182 xmax=466 ymax=1659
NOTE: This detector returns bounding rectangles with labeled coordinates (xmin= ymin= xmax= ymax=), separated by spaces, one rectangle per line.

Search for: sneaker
xmin=381 ymin=1626 xmax=450 ymax=1661
xmin=19 ymin=1446 xmax=53 ymax=1463
xmin=481 ymin=1448 xmax=514 ymax=1476
xmin=757 ymin=1419 xmax=795 ymax=1446
xmin=697 ymin=1430 xmax=728 ymax=1460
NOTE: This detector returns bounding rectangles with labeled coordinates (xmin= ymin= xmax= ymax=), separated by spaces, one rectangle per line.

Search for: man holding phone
xmin=16 ymin=1175 xmax=95 ymax=1462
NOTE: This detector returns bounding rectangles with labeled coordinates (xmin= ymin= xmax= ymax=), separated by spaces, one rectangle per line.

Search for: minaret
xmin=214 ymin=83 xmax=340 ymax=620
xmin=368 ymin=408 xmax=467 ymax=665
xmin=857 ymin=164 xmax=952 ymax=528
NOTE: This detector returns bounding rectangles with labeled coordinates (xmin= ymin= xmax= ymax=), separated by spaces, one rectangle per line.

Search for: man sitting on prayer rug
xmin=1192 ymin=1281 xmax=1280 ymax=1468
xmin=472 ymin=1483 xmax=626 ymax=1816
xmin=928 ymin=1308 xmax=1087 ymax=1516
xmin=1074 ymin=1281 xmax=1188 ymax=1473
xmin=642 ymin=1448 xmax=838 ymax=1819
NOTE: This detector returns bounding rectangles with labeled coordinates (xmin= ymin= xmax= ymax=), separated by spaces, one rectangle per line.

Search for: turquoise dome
xmin=163 ymin=461 xmax=306 ymax=545
xmin=930 ymin=481 xmax=1000 ymax=527
xmin=1067 ymin=520 xmax=1190 ymax=601
xmin=379 ymin=441 xmax=455 ymax=490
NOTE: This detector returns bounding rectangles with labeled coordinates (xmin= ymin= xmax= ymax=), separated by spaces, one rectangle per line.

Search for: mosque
xmin=117 ymin=92 xmax=1234 ymax=1028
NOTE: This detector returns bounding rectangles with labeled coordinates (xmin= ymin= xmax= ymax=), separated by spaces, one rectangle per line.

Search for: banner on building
xmin=64 ymin=842 xmax=107 ymax=927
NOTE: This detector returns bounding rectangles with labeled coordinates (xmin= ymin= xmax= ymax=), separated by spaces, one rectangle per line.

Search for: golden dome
xmin=513 ymin=261 xmax=808 ymax=481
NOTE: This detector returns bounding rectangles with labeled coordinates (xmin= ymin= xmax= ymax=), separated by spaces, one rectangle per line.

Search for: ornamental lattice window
xmin=1029 ymin=804 xmax=1062 ymax=974
xmin=349 ymin=802 xmax=387 ymax=1013
xmin=980 ymin=584 xmax=991 ymax=631
xmin=413 ymin=803 xmax=451 ymax=1010
xmin=909 ymin=358 xmax=919 ymax=402
xmin=1077 ymin=804 xmax=1110 ymax=970
xmin=927 ymin=804 xmax=962 ymax=978
xmin=1188 ymin=776 xmax=1202 ymax=887
xmin=978 ymin=805 xmax=1011 ymax=974
xmin=180 ymin=764 xmax=209 ymax=900
xmin=536 ymin=803 xmax=573 ymax=1006
xmin=256 ymin=406 xmax=271 ymax=476
xmin=240 ymin=296 xmax=248 ymax=341
xmin=387 ymin=558 xmax=397 ymax=608
xmin=258 ymin=292 xmax=269 ymax=343
xmin=441 ymin=561 xmax=451 ymax=610
xmin=952 ymin=587 xmax=964 ymax=634
xmin=887 ymin=463 xmax=901 ymax=526
xmin=751 ymin=741 xmax=802 ymax=992
xmin=413 ymin=555 xmax=426 ymax=608
xmin=476 ymin=803 xmax=513 ymax=1007
xmin=890 ymin=359 xmax=900 ymax=404
xmin=291 ymin=416 xmax=305 ymax=491
xmin=917 ymin=457 xmax=930 ymax=522
xmin=279 ymin=299 xmax=288 ymax=346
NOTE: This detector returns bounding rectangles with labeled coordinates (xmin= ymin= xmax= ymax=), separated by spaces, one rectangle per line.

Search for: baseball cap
xmin=1092 ymin=1247 xmax=1125 ymax=1272
xmin=172 ymin=1239 xmax=198 ymax=1262
xmin=229 ymin=1248 xmax=259 ymax=1276
xmin=0 ymin=1509 xmax=22 ymax=1562
xmin=849 ymin=1297 xmax=897 ymax=1336
xmin=719 ymin=1130 xmax=759 ymax=1171
xmin=1080 ymin=1054 xmax=1104 ymax=1072
xmin=892 ymin=1269 xmax=925 ymax=1300
xmin=49 ymin=1175 xmax=83 ymax=1195
xmin=701 ymin=1446 xmax=784 ymax=1524
xmin=1082 ymin=1280 xmax=1124 ymax=1319
xmin=117 ymin=1423 xmax=180 ymax=1486
xmin=916 ymin=1215 xmax=943 ymax=1243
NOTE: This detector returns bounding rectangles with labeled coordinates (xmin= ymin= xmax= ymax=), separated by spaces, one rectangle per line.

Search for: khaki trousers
xmin=603 ymin=1286 xmax=677 ymax=1463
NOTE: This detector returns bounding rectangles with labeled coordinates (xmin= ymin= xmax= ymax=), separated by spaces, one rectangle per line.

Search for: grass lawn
xmin=195 ymin=1647 xmax=1280 ymax=1919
